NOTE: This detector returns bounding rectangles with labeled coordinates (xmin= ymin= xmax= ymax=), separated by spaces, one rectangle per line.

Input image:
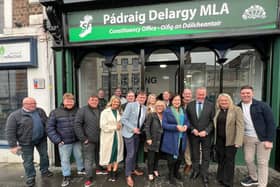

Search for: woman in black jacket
xmin=144 ymin=100 xmax=166 ymax=181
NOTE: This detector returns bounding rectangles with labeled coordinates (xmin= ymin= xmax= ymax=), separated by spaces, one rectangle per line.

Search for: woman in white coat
xmin=100 ymin=95 xmax=124 ymax=182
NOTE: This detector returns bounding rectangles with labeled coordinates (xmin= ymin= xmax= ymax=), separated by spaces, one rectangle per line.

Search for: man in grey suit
xmin=121 ymin=91 xmax=147 ymax=187
xmin=186 ymin=87 xmax=215 ymax=187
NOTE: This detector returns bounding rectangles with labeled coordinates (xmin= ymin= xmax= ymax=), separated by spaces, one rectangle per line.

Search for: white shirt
xmin=242 ymin=102 xmax=258 ymax=138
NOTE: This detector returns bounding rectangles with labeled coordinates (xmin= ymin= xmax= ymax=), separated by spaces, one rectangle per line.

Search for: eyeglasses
xmin=24 ymin=103 xmax=36 ymax=105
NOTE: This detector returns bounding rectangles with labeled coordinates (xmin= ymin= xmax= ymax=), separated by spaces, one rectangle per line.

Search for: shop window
xmin=184 ymin=47 xmax=219 ymax=101
xmin=224 ymin=45 xmax=263 ymax=103
xmin=112 ymin=51 xmax=140 ymax=95
xmin=121 ymin=58 xmax=128 ymax=71
xmin=112 ymin=59 xmax=117 ymax=72
xmin=0 ymin=0 xmax=3 ymax=34
xmin=0 ymin=69 xmax=27 ymax=143
xmin=101 ymin=60 xmax=108 ymax=73
xmin=145 ymin=49 xmax=179 ymax=95
xmin=79 ymin=53 xmax=107 ymax=106
xmin=111 ymin=74 xmax=118 ymax=91
xmin=132 ymin=58 xmax=140 ymax=71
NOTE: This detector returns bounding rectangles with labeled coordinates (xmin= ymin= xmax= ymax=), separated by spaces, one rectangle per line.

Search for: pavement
xmin=0 ymin=162 xmax=279 ymax=187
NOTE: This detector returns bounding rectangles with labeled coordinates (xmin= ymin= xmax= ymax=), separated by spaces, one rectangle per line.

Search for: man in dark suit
xmin=186 ymin=87 xmax=215 ymax=187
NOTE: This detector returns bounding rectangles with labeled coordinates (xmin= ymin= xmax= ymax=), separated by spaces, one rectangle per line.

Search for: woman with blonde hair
xmin=99 ymin=96 xmax=124 ymax=182
xmin=214 ymin=93 xmax=244 ymax=187
xmin=144 ymin=100 xmax=166 ymax=181
xmin=146 ymin=94 xmax=157 ymax=113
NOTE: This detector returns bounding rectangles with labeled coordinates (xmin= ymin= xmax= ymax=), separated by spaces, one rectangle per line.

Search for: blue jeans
xmin=58 ymin=141 xmax=84 ymax=176
xmin=21 ymin=138 xmax=50 ymax=180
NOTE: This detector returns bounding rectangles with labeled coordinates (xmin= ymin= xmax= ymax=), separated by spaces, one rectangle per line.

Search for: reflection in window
xmin=112 ymin=59 xmax=117 ymax=72
xmin=0 ymin=70 xmax=27 ymax=142
xmin=102 ymin=75 xmax=108 ymax=89
xmin=121 ymin=58 xmax=128 ymax=71
xmin=132 ymin=58 xmax=140 ymax=71
xmin=101 ymin=60 xmax=108 ymax=73
xmin=113 ymin=51 xmax=140 ymax=94
xmin=184 ymin=48 xmax=219 ymax=101
xmin=79 ymin=53 xmax=106 ymax=105
xmin=224 ymin=47 xmax=263 ymax=103
xmin=111 ymin=74 xmax=118 ymax=93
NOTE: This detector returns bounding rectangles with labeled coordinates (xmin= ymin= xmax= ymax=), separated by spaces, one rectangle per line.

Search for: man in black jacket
xmin=74 ymin=95 xmax=107 ymax=187
xmin=186 ymin=87 xmax=215 ymax=187
xmin=47 ymin=93 xmax=85 ymax=187
xmin=239 ymin=85 xmax=276 ymax=187
xmin=6 ymin=97 xmax=53 ymax=187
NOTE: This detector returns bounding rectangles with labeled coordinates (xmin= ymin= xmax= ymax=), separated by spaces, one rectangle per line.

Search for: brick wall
xmin=12 ymin=0 xmax=42 ymax=27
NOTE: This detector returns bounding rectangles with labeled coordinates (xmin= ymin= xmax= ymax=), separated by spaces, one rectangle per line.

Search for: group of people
xmin=5 ymin=86 xmax=275 ymax=187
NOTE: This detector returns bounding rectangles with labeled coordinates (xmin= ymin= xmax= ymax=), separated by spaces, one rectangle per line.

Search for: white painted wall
xmin=0 ymin=2 xmax=55 ymax=163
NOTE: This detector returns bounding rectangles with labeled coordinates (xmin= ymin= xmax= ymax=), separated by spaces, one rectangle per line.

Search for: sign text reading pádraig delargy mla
xmin=103 ymin=3 xmax=229 ymax=25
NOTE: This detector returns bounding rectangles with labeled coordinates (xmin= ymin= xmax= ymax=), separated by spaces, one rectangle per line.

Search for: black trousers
xmin=166 ymin=140 xmax=184 ymax=180
xmin=147 ymin=150 xmax=160 ymax=175
xmin=216 ymin=138 xmax=237 ymax=187
xmin=189 ymin=134 xmax=211 ymax=177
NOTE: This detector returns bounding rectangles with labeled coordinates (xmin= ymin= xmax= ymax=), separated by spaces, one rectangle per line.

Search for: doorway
xmin=145 ymin=49 xmax=179 ymax=96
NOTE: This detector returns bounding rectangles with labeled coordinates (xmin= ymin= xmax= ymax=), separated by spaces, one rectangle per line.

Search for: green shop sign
xmin=67 ymin=0 xmax=278 ymax=43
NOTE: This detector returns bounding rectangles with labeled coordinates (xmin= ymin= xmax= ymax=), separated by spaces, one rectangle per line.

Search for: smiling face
xmin=88 ymin=96 xmax=99 ymax=108
xmin=136 ymin=93 xmax=147 ymax=105
xmin=163 ymin=91 xmax=170 ymax=101
xmin=114 ymin=88 xmax=121 ymax=97
xmin=22 ymin=97 xmax=37 ymax=112
xmin=126 ymin=92 xmax=135 ymax=103
xmin=172 ymin=95 xmax=181 ymax=109
xmin=196 ymin=88 xmax=206 ymax=103
xmin=182 ymin=89 xmax=192 ymax=104
xmin=240 ymin=88 xmax=254 ymax=104
xmin=218 ymin=96 xmax=230 ymax=109
xmin=111 ymin=98 xmax=120 ymax=109
xmin=63 ymin=98 xmax=75 ymax=109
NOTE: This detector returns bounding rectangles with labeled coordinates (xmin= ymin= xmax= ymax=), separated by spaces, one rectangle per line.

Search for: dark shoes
xmin=240 ymin=176 xmax=258 ymax=186
xmin=26 ymin=178 xmax=35 ymax=187
xmin=41 ymin=170 xmax=54 ymax=177
xmin=184 ymin=164 xmax=192 ymax=175
xmin=190 ymin=171 xmax=200 ymax=179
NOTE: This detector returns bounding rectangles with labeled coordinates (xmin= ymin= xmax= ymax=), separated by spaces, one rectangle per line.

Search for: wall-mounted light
xmin=160 ymin=64 xmax=167 ymax=68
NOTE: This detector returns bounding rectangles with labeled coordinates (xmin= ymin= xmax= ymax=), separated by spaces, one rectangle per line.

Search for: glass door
xmin=145 ymin=49 xmax=179 ymax=96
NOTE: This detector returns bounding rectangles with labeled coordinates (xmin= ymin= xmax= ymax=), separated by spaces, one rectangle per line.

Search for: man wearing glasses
xmin=6 ymin=97 xmax=53 ymax=187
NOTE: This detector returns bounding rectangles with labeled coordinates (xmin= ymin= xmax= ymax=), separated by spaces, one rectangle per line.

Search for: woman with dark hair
xmin=161 ymin=95 xmax=189 ymax=185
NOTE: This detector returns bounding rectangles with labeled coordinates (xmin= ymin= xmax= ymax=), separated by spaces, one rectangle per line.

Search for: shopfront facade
xmin=40 ymin=0 xmax=280 ymax=169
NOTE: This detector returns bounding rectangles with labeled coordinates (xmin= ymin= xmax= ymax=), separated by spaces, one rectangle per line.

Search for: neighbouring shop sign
xmin=67 ymin=0 xmax=278 ymax=43
xmin=0 ymin=38 xmax=37 ymax=68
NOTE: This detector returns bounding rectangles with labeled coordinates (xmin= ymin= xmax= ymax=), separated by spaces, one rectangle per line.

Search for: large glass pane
xmin=184 ymin=47 xmax=219 ymax=101
xmin=224 ymin=46 xmax=263 ymax=103
xmin=0 ymin=69 xmax=27 ymax=143
xmin=79 ymin=53 xmax=106 ymax=106
xmin=145 ymin=49 xmax=179 ymax=96
xmin=112 ymin=51 xmax=141 ymax=96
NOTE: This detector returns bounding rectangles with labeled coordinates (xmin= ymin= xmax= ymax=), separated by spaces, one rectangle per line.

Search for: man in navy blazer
xmin=186 ymin=87 xmax=215 ymax=187
xmin=121 ymin=91 xmax=147 ymax=187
